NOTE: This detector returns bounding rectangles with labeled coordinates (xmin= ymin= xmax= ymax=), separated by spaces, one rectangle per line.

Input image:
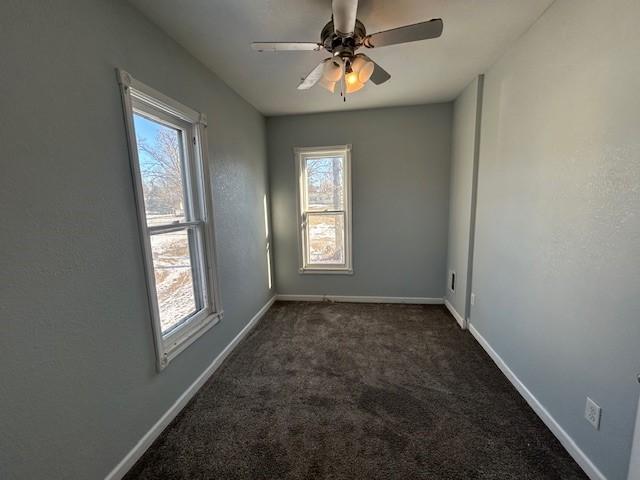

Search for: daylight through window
xmin=118 ymin=70 xmax=221 ymax=370
xmin=296 ymin=146 xmax=352 ymax=273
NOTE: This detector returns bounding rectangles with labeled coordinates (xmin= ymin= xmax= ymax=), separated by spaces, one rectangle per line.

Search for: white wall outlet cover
xmin=470 ymin=293 xmax=476 ymax=306
xmin=585 ymin=397 xmax=601 ymax=430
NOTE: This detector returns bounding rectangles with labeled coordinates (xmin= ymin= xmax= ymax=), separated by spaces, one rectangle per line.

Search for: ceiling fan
xmin=251 ymin=0 xmax=443 ymax=99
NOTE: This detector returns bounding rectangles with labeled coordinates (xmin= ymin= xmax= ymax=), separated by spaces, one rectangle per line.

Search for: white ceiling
xmin=129 ymin=0 xmax=553 ymax=116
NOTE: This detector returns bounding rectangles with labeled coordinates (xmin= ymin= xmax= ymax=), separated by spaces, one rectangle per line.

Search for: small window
xmin=118 ymin=70 xmax=221 ymax=370
xmin=295 ymin=146 xmax=352 ymax=274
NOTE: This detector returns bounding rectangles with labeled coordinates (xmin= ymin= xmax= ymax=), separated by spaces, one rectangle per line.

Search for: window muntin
xmin=296 ymin=146 xmax=352 ymax=273
xmin=118 ymin=70 xmax=221 ymax=370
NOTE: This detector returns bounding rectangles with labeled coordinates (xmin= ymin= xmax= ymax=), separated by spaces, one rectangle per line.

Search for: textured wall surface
xmin=470 ymin=1 xmax=640 ymax=478
xmin=0 ymin=0 xmax=273 ymax=478
xmin=267 ymin=105 xmax=452 ymax=298
xmin=444 ymin=77 xmax=482 ymax=320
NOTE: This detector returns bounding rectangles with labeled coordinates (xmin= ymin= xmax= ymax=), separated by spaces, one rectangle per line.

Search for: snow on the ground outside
xmin=150 ymin=231 xmax=196 ymax=332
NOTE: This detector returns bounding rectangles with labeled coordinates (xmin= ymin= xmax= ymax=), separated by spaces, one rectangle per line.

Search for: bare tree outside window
xmin=304 ymin=156 xmax=345 ymax=264
xmin=137 ymin=126 xmax=186 ymax=226
xmin=134 ymin=114 xmax=197 ymax=332
xmin=306 ymin=157 xmax=344 ymax=210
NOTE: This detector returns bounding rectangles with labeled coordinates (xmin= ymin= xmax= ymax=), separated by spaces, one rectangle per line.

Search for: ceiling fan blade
xmin=364 ymin=19 xmax=443 ymax=48
xmin=251 ymin=42 xmax=322 ymax=52
xmin=332 ymin=0 xmax=358 ymax=35
xmin=360 ymin=55 xmax=391 ymax=85
xmin=297 ymin=59 xmax=329 ymax=90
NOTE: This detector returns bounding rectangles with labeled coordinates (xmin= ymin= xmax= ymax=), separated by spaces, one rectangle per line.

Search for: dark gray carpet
xmin=125 ymin=301 xmax=587 ymax=479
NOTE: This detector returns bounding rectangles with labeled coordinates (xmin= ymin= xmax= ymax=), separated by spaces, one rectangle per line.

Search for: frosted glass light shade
xmin=345 ymin=71 xmax=360 ymax=87
xmin=319 ymin=77 xmax=336 ymax=93
xmin=323 ymin=60 xmax=343 ymax=82
xmin=350 ymin=56 xmax=367 ymax=73
xmin=359 ymin=61 xmax=375 ymax=83
xmin=346 ymin=79 xmax=364 ymax=93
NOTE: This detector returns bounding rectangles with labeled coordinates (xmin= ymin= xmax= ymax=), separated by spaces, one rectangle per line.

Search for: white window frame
xmin=295 ymin=145 xmax=353 ymax=274
xmin=117 ymin=69 xmax=222 ymax=371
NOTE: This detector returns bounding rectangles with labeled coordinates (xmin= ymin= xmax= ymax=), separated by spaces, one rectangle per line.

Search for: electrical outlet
xmin=470 ymin=293 xmax=476 ymax=306
xmin=585 ymin=397 xmax=601 ymax=430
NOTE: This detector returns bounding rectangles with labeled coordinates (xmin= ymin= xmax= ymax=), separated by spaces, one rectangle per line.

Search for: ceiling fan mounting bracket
xmin=321 ymin=19 xmax=367 ymax=54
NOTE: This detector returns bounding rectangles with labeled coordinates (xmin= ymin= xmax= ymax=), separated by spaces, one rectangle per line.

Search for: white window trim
xmin=294 ymin=145 xmax=353 ymax=275
xmin=117 ymin=69 xmax=222 ymax=371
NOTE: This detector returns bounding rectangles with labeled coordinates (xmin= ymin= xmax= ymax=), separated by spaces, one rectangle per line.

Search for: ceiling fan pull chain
xmin=340 ymin=58 xmax=347 ymax=102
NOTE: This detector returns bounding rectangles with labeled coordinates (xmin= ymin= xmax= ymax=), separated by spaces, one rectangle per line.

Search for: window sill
xmin=160 ymin=310 xmax=223 ymax=370
xmin=299 ymin=268 xmax=354 ymax=275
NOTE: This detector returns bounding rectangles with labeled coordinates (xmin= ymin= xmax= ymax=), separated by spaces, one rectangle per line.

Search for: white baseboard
xmin=105 ymin=295 xmax=277 ymax=480
xmin=468 ymin=323 xmax=606 ymax=480
xmin=444 ymin=299 xmax=466 ymax=329
xmin=276 ymin=294 xmax=444 ymax=305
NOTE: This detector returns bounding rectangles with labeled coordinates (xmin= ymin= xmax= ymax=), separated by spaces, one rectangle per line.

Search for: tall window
xmin=118 ymin=70 xmax=221 ymax=370
xmin=295 ymin=145 xmax=352 ymax=274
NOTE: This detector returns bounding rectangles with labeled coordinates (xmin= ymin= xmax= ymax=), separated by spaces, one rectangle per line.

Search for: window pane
xmin=150 ymin=230 xmax=197 ymax=332
xmin=134 ymin=113 xmax=188 ymax=226
xmin=307 ymin=213 xmax=345 ymax=265
xmin=305 ymin=156 xmax=344 ymax=211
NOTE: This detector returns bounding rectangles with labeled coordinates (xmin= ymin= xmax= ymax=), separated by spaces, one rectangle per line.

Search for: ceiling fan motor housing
xmin=321 ymin=19 xmax=367 ymax=58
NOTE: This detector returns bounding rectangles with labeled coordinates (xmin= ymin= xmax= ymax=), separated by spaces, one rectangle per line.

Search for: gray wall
xmin=469 ymin=1 xmax=640 ymax=478
xmin=0 ymin=0 xmax=273 ymax=478
xmin=267 ymin=105 xmax=452 ymax=298
xmin=444 ymin=77 xmax=482 ymax=320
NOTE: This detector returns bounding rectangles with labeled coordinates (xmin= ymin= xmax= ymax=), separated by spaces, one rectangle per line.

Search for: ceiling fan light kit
xmin=318 ymin=76 xmax=337 ymax=93
xmin=251 ymin=0 xmax=443 ymax=101
xmin=323 ymin=59 xmax=343 ymax=82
